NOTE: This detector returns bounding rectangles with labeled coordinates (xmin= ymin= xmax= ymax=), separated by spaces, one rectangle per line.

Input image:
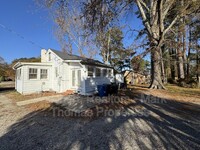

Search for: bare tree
xmin=40 ymin=0 xmax=98 ymax=58
xmin=135 ymin=0 xmax=200 ymax=89
xmin=0 ymin=56 xmax=5 ymax=64
xmin=40 ymin=0 xmax=200 ymax=89
xmin=83 ymin=0 xmax=200 ymax=89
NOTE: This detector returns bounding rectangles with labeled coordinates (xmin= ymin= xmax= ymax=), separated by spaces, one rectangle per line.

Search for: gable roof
xmin=50 ymin=49 xmax=113 ymax=68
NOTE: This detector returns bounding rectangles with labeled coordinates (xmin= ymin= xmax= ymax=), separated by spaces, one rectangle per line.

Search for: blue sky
xmin=0 ymin=0 xmax=143 ymax=64
xmin=0 ymin=0 xmax=60 ymax=63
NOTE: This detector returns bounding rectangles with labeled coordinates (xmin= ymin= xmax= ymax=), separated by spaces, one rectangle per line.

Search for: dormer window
xmin=49 ymin=52 xmax=51 ymax=61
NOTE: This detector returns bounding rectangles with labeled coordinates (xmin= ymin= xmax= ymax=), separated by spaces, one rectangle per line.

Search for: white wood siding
xmin=67 ymin=62 xmax=84 ymax=92
xmin=83 ymin=66 xmax=114 ymax=94
xmin=15 ymin=67 xmax=23 ymax=93
xmin=15 ymin=49 xmax=114 ymax=95
xmin=21 ymin=65 xmax=52 ymax=94
xmin=49 ymin=50 xmax=69 ymax=93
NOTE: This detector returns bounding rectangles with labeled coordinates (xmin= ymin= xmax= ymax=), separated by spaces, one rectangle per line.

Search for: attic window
xmin=49 ymin=52 xmax=51 ymax=61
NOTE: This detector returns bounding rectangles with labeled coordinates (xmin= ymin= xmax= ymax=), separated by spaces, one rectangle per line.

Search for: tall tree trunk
xmin=170 ymin=48 xmax=176 ymax=80
xmin=149 ymin=47 xmax=166 ymax=89
xmin=187 ymin=26 xmax=191 ymax=79
xmin=177 ymin=54 xmax=185 ymax=79
xmin=182 ymin=25 xmax=187 ymax=78
xmin=160 ymin=45 xmax=167 ymax=83
xmin=181 ymin=0 xmax=187 ymax=78
xmin=177 ymin=31 xmax=185 ymax=79
xmin=196 ymin=40 xmax=199 ymax=85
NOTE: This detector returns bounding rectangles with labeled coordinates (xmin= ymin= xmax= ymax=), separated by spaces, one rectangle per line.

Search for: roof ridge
xmin=50 ymin=49 xmax=89 ymax=59
xmin=49 ymin=48 xmax=113 ymax=68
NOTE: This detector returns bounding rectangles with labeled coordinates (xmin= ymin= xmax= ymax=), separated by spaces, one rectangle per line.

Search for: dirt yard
xmin=0 ymin=84 xmax=199 ymax=150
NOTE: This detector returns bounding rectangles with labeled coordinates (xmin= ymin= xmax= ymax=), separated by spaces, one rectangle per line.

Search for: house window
xmin=29 ymin=68 xmax=37 ymax=79
xmin=49 ymin=52 xmax=51 ymax=61
xmin=108 ymin=69 xmax=112 ymax=77
xmin=17 ymin=69 xmax=21 ymax=80
xmin=40 ymin=69 xmax=48 ymax=79
xmin=95 ymin=68 xmax=101 ymax=77
xmin=102 ymin=69 xmax=107 ymax=77
xmin=88 ymin=66 xmax=94 ymax=77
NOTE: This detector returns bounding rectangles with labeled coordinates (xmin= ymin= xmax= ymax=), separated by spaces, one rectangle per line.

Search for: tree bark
xmin=196 ymin=40 xmax=199 ymax=84
xmin=169 ymin=48 xmax=176 ymax=80
xmin=177 ymin=56 xmax=185 ymax=79
xmin=160 ymin=45 xmax=167 ymax=83
xmin=187 ymin=26 xmax=191 ymax=79
xmin=182 ymin=27 xmax=187 ymax=78
xmin=177 ymin=30 xmax=185 ymax=79
xmin=149 ymin=48 xmax=166 ymax=89
xmin=181 ymin=0 xmax=187 ymax=78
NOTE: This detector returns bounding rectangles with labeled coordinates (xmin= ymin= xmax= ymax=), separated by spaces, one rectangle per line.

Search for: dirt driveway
xmin=0 ymin=86 xmax=200 ymax=150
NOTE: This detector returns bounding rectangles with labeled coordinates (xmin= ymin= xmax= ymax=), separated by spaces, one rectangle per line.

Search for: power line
xmin=0 ymin=22 xmax=44 ymax=49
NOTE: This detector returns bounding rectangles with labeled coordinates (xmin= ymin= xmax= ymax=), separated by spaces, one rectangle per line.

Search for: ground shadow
xmin=0 ymin=81 xmax=15 ymax=93
xmin=0 ymin=87 xmax=15 ymax=93
xmin=0 ymin=88 xmax=200 ymax=150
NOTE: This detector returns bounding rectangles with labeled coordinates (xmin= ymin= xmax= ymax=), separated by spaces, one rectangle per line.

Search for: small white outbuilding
xmin=13 ymin=49 xmax=114 ymax=95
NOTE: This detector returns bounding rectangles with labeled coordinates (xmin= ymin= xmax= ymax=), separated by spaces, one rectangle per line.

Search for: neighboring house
xmin=124 ymin=71 xmax=151 ymax=85
xmin=13 ymin=49 xmax=114 ymax=95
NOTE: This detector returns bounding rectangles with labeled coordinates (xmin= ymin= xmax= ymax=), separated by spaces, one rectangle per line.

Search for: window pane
xmin=77 ymin=70 xmax=81 ymax=86
xmin=95 ymin=68 xmax=101 ymax=77
xmin=40 ymin=69 xmax=48 ymax=79
xmin=102 ymin=69 xmax=107 ymax=77
xmin=29 ymin=68 xmax=37 ymax=79
xmin=108 ymin=69 xmax=112 ymax=76
xmin=17 ymin=69 xmax=21 ymax=80
xmin=88 ymin=66 xmax=94 ymax=77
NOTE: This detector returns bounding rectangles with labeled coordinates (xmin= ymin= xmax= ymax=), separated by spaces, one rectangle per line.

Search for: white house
xmin=13 ymin=49 xmax=114 ymax=95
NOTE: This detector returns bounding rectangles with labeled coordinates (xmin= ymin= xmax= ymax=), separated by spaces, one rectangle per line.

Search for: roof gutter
xmin=64 ymin=60 xmax=81 ymax=63
xmin=12 ymin=62 xmax=22 ymax=70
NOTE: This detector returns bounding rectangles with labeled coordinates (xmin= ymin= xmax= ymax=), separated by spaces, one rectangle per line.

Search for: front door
xmin=71 ymin=69 xmax=82 ymax=89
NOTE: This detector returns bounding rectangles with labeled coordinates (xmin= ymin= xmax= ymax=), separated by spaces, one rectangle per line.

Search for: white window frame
xmin=108 ymin=69 xmax=112 ymax=77
xmin=29 ymin=68 xmax=38 ymax=80
xmin=88 ymin=66 xmax=94 ymax=77
xmin=95 ymin=68 xmax=101 ymax=77
xmin=17 ymin=69 xmax=21 ymax=80
xmin=40 ymin=69 xmax=48 ymax=79
xmin=102 ymin=69 xmax=107 ymax=77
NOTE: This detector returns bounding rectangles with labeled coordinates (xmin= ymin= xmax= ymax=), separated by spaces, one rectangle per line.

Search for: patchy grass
xmin=166 ymin=84 xmax=200 ymax=97
xmin=129 ymin=84 xmax=200 ymax=97
xmin=4 ymin=91 xmax=59 ymax=102
xmin=128 ymin=84 xmax=200 ymax=104
xmin=25 ymin=101 xmax=51 ymax=111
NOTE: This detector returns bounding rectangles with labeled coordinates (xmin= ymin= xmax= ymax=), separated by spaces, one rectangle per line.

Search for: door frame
xmin=71 ymin=68 xmax=82 ymax=89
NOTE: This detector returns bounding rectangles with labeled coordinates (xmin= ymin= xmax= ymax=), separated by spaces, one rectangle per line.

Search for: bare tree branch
xmin=136 ymin=0 xmax=152 ymax=35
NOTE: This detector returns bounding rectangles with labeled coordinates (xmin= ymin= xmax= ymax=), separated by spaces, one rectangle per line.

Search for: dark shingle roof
xmin=51 ymin=49 xmax=84 ymax=60
xmin=51 ymin=49 xmax=113 ymax=68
